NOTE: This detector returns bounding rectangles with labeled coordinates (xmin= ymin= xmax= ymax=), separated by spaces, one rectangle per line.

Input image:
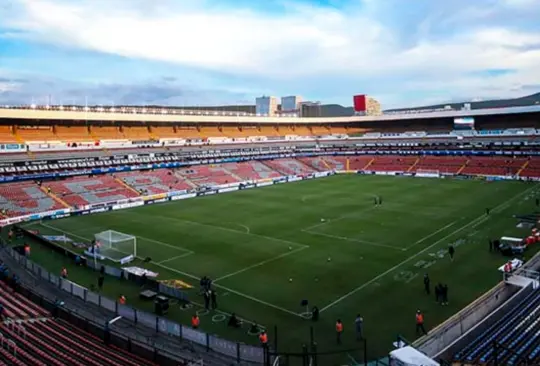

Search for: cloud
xmin=0 ymin=0 xmax=539 ymax=108
xmin=0 ymin=76 xmax=252 ymax=106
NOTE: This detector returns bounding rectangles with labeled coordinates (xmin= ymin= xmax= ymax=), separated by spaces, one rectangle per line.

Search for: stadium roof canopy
xmin=1 ymin=104 xmax=540 ymax=124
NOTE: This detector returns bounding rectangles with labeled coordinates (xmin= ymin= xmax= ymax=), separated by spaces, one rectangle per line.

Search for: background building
xmin=353 ymin=94 xmax=382 ymax=116
xmin=300 ymin=101 xmax=322 ymax=118
xmin=280 ymin=95 xmax=303 ymax=115
xmin=255 ymin=96 xmax=278 ymax=116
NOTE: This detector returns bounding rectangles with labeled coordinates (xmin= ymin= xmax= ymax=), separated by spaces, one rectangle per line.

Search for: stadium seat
xmin=54 ymin=126 xmax=92 ymax=141
xmin=0 ymin=182 xmax=65 ymax=217
xmin=117 ymin=169 xmax=192 ymax=194
xmin=261 ymin=159 xmax=317 ymax=176
xmin=453 ymin=289 xmax=540 ymax=365
xmin=122 ymin=126 xmax=151 ymax=140
xmin=90 ymin=126 xmax=124 ymax=140
xmin=221 ymin=161 xmax=282 ymax=180
xmin=15 ymin=126 xmax=57 ymax=141
xmin=0 ymin=126 xmax=18 ymax=142
xmin=45 ymin=176 xmax=139 ymax=206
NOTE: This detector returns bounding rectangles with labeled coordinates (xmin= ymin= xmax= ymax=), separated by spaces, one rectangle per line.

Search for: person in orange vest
xmin=336 ymin=319 xmax=344 ymax=344
xmin=416 ymin=310 xmax=427 ymax=336
xmin=60 ymin=267 xmax=68 ymax=279
xmin=191 ymin=314 xmax=200 ymax=329
xmin=23 ymin=243 xmax=30 ymax=257
xmin=118 ymin=295 xmax=126 ymax=305
xmin=259 ymin=330 xmax=268 ymax=348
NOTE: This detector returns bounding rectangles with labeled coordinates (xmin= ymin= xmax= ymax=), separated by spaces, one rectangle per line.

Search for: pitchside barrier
xmin=5 ymin=246 xmax=267 ymax=364
xmin=413 ymin=249 xmax=540 ymax=359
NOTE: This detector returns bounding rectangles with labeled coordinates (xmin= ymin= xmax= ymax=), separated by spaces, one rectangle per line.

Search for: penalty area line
xmin=155 ymin=262 xmax=304 ymax=319
xmin=32 ymin=222 xmax=302 ymax=318
xmin=214 ymin=246 xmax=309 ymax=282
xmin=156 ymin=252 xmax=194 ymax=264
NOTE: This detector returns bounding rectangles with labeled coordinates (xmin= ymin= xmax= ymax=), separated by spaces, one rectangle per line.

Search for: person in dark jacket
xmin=435 ymin=283 xmax=442 ymax=304
xmin=210 ymin=290 xmax=217 ymax=310
xmin=441 ymin=284 xmax=449 ymax=305
xmin=423 ymin=274 xmax=430 ymax=295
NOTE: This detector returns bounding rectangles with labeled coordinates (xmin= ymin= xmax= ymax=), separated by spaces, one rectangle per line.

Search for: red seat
xmin=50 ymin=319 xmax=157 ymax=366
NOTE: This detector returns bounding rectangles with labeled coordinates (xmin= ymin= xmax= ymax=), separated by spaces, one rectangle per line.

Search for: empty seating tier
xmin=0 ymin=280 xmax=157 ymax=366
xmin=453 ymin=289 xmax=540 ymax=365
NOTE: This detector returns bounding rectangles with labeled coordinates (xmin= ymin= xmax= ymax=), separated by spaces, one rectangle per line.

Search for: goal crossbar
xmin=93 ymin=230 xmax=137 ymax=264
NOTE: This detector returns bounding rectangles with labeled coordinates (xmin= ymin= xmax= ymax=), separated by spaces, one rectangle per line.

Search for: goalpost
xmin=93 ymin=230 xmax=136 ymax=264
xmin=415 ymin=169 xmax=440 ymax=178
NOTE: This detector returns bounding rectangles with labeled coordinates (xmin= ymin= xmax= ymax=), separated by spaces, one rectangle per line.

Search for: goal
xmin=415 ymin=169 xmax=440 ymax=178
xmin=94 ymin=230 xmax=136 ymax=264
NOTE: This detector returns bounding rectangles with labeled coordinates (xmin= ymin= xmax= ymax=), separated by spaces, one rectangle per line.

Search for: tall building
xmin=353 ymin=95 xmax=382 ymax=116
xmin=281 ymin=96 xmax=303 ymax=113
xmin=255 ymin=96 xmax=278 ymax=116
xmin=300 ymin=101 xmax=322 ymax=118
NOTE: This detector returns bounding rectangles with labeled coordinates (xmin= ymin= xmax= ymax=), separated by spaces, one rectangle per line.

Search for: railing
xmin=5 ymin=246 xmax=267 ymax=364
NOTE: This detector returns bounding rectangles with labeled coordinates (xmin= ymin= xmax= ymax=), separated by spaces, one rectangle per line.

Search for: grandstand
xmin=0 ymin=273 xmax=160 ymax=365
xmin=0 ymin=104 xmax=540 ymax=365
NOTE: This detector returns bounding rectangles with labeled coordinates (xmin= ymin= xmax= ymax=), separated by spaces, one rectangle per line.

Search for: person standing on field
xmin=442 ymin=284 xmax=449 ymax=305
xmin=423 ymin=274 xmax=430 ymax=295
xmin=355 ymin=314 xmax=364 ymax=340
xmin=336 ymin=319 xmax=344 ymax=344
xmin=415 ymin=310 xmax=427 ymax=336
xmin=448 ymin=245 xmax=455 ymax=261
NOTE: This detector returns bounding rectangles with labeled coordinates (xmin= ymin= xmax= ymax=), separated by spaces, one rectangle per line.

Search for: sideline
xmin=405 ymin=221 xmax=458 ymax=251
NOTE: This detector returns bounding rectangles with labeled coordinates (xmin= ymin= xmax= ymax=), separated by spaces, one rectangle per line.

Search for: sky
xmin=0 ymin=0 xmax=539 ymax=109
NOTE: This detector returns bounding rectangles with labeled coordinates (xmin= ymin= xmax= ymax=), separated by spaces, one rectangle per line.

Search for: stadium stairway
xmin=407 ymin=157 xmax=420 ymax=172
xmin=456 ymin=159 xmax=470 ymax=175
xmin=362 ymin=157 xmax=375 ymax=171
xmin=296 ymin=158 xmax=322 ymax=172
xmin=320 ymin=158 xmax=332 ymax=170
xmin=517 ymin=160 xmax=530 ymax=177
xmin=172 ymin=171 xmax=198 ymax=189
xmin=39 ymin=186 xmax=71 ymax=208
xmin=114 ymin=177 xmax=141 ymax=196
xmin=219 ymin=165 xmax=243 ymax=181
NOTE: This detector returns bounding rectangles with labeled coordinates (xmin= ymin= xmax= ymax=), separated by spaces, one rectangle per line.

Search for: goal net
xmin=415 ymin=169 xmax=440 ymax=178
xmin=93 ymin=230 xmax=136 ymax=264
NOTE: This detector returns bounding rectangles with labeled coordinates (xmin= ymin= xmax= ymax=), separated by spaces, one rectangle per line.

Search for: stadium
xmin=0 ymin=97 xmax=539 ymax=366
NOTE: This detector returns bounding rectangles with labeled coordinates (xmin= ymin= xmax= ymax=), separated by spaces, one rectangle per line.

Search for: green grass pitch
xmin=21 ymin=174 xmax=540 ymax=363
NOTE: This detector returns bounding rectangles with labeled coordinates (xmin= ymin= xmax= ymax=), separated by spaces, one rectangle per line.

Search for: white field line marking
xmin=302 ymin=205 xmax=377 ymax=231
xmin=405 ymin=221 xmax=458 ymax=251
xmin=35 ymin=221 xmax=304 ymax=318
xmin=302 ymin=229 xmax=403 ymax=250
xmin=214 ymin=246 xmax=309 ymax=282
xmin=320 ymin=184 xmax=538 ymax=313
xmin=405 ymin=273 xmax=419 ymax=284
xmin=156 ymin=252 xmax=194 ymax=264
xmin=471 ymin=216 xmax=489 ymax=229
xmin=154 ymin=261 xmax=303 ymax=318
xmin=132 ymin=211 xmax=308 ymax=249
xmin=236 ymin=224 xmax=251 ymax=234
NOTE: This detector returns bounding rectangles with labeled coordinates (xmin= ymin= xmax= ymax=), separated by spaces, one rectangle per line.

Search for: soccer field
xmin=24 ymin=174 xmax=540 ymax=363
